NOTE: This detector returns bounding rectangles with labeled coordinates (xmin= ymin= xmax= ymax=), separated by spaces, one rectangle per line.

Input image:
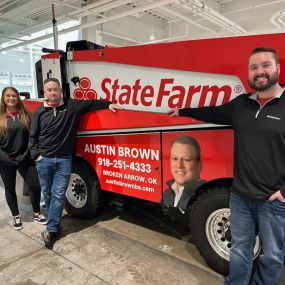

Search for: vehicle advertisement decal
xmin=75 ymin=129 xmax=233 ymax=204
xmin=76 ymin=133 xmax=162 ymax=202
xmin=69 ymin=62 xmax=245 ymax=113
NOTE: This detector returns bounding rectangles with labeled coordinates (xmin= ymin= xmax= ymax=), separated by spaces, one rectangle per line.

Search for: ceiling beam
xmin=0 ymin=0 xmax=178 ymax=51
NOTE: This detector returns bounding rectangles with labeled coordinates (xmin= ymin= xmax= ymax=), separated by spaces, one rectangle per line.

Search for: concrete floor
xmin=0 ymin=176 xmax=223 ymax=285
xmin=0 ymin=176 xmax=285 ymax=285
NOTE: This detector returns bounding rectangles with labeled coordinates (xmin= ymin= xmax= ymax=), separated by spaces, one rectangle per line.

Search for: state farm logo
xmin=100 ymin=78 xmax=243 ymax=108
xmin=73 ymin=77 xmax=98 ymax=100
xmin=72 ymin=75 xmax=244 ymax=109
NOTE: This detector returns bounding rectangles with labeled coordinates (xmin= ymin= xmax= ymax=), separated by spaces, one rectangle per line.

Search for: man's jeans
xmin=225 ymin=193 xmax=285 ymax=285
xmin=36 ymin=156 xmax=72 ymax=233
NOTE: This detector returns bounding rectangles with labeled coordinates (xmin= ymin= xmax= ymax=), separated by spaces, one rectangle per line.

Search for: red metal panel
xmin=23 ymin=100 xmax=42 ymax=112
xmin=71 ymin=33 xmax=285 ymax=92
xmin=78 ymin=110 xmax=202 ymax=132
xmin=42 ymin=52 xmax=61 ymax=59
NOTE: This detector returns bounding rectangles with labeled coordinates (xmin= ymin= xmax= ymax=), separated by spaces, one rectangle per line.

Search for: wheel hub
xmin=66 ymin=174 xmax=88 ymax=209
xmin=74 ymin=182 xmax=85 ymax=195
xmin=206 ymin=208 xmax=260 ymax=261
xmin=224 ymin=228 xmax=232 ymax=242
xmin=205 ymin=209 xmax=232 ymax=260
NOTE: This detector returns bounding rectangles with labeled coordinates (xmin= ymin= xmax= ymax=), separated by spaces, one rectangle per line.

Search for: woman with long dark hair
xmin=0 ymin=87 xmax=46 ymax=230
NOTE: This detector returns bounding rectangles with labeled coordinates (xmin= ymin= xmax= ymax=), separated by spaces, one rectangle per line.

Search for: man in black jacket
xmin=29 ymin=78 xmax=120 ymax=249
xmin=170 ymin=47 xmax=285 ymax=285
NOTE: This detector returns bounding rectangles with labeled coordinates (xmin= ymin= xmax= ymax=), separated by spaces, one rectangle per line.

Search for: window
xmin=0 ymin=20 xmax=80 ymax=98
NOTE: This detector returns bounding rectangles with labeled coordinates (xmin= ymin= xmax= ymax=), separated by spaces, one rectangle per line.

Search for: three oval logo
xmin=73 ymin=77 xmax=97 ymax=100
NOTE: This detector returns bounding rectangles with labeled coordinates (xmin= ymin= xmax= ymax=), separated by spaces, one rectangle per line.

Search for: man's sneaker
xmin=41 ymin=230 xmax=60 ymax=249
xmin=34 ymin=213 xmax=47 ymax=225
xmin=13 ymin=216 xmax=23 ymax=230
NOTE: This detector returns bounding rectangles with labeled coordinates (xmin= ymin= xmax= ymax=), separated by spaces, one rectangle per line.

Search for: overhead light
xmin=150 ymin=32 xmax=155 ymax=40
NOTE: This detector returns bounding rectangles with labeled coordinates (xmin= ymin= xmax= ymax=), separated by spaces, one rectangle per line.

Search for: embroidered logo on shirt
xmin=267 ymin=115 xmax=280 ymax=120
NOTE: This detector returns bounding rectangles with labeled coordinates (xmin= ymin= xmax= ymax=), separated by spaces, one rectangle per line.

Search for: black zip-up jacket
xmin=162 ymin=179 xmax=206 ymax=209
xmin=179 ymin=89 xmax=285 ymax=200
xmin=0 ymin=115 xmax=30 ymax=165
xmin=29 ymin=98 xmax=111 ymax=160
